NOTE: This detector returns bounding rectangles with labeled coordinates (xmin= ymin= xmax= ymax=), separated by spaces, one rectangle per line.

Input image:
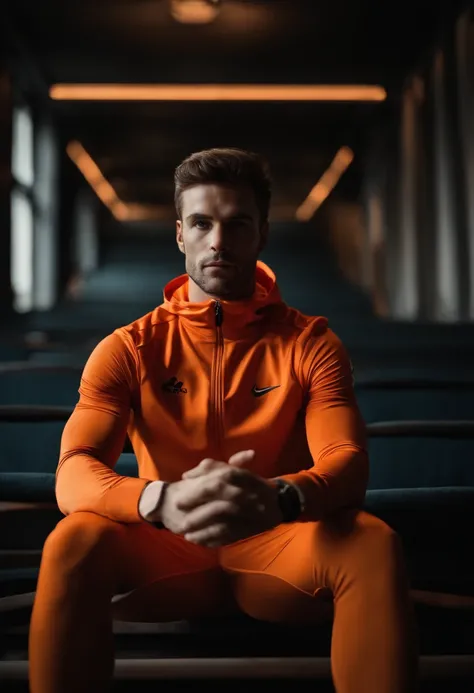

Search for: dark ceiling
xmin=4 ymin=0 xmax=468 ymax=220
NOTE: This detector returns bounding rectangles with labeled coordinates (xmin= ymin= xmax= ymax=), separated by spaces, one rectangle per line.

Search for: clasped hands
xmin=159 ymin=450 xmax=283 ymax=547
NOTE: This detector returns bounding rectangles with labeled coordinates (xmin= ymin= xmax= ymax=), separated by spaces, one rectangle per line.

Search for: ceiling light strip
xmin=296 ymin=146 xmax=354 ymax=222
xmin=66 ymin=141 xmax=160 ymax=222
xmin=50 ymin=84 xmax=386 ymax=102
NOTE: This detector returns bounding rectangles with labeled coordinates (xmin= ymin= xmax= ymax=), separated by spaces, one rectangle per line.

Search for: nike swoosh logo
xmin=252 ymin=385 xmax=281 ymax=398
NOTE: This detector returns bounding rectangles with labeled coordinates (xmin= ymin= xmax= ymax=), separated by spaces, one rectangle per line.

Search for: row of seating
xmin=2 ymin=362 xmax=474 ymax=482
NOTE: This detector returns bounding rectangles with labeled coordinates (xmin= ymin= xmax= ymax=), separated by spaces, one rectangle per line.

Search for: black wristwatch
xmin=274 ymin=479 xmax=304 ymax=523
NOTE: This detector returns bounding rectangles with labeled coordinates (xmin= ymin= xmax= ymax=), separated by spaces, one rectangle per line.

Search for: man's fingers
xmin=182 ymin=450 xmax=256 ymax=481
xmin=181 ymin=499 xmax=240 ymax=535
xmin=185 ymin=520 xmax=253 ymax=547
xmin=182 ymin=458 xmax=223 ymax=479
xmin=228 ymin=449 xmax=256 ymax=467
xmin=178 ymin=471 xmax=263 ymax=514
xmin=177 ymin=482 xmax=254 ymax=512
xmin=184 ymin=523 xmax=230 ymax=546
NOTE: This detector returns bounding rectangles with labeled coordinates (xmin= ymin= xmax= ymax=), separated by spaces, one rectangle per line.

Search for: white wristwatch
xmin=138 ymin=480 xmax=168 ymax=523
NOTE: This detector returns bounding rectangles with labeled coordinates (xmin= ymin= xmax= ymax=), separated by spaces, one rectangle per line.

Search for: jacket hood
xmin=161 ymin=260 xmax=285 ymax=333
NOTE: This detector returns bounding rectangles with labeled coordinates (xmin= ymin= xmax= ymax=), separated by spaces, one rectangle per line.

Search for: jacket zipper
xmin=211 ymin=301 xmax=224 ymax=456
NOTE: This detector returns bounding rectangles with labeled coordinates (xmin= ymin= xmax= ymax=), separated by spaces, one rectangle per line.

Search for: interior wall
xmin=324 ymin=198 xmax=367 ymax=289
xmin=0 ymin=64 xmax=13 ymax=317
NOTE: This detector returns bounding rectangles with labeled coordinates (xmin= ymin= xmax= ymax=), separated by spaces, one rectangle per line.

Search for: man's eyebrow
xmin=185 ymin=213 xmax=212 ymax=223
xmin=185 ymin=212 xmax=254 ymax=223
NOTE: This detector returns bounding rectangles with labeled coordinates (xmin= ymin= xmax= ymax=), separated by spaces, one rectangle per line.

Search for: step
xmin=1 ymin=655 xmax=474 ymax=681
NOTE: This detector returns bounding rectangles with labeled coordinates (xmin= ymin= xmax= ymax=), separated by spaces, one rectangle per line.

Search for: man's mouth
xmin=205 ymin=261 xmax=235 ymax=268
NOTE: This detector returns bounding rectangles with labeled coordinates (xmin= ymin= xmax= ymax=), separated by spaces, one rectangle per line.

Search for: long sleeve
xmin=281 ymin=328 xmax=369 ymax=521
xmin=56 ymin=331 xmax=148 ymax=523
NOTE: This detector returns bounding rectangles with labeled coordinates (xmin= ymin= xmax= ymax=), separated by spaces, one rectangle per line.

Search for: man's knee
xmin=340 ymin=511 xmax=406 ymax=582
xmin=312 ymin=510 xmax=404 ymax=568
xmin=353 ymin=511 xmax=402 ymax=555
xmin=41 ymin=511 xmax=124 ymax=576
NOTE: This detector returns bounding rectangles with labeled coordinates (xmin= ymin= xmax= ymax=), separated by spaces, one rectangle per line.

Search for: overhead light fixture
xmin=170 ymin=0 xmax=221 ymax=24
xmin=50 ymin=84 xmax=387 ymax=102
xmin=296 ymin=146 xmax=354 ymax=222
xmin=66 ymin=141 xmax=164 ymax=222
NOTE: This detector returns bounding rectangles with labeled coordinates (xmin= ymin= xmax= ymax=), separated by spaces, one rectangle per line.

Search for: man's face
xmin=176 ymin=183 xmax=268 ymax=300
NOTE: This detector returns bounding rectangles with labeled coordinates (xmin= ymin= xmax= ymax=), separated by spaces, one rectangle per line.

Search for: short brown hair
xmin=174 ymin=147 xmax=272 ymax=223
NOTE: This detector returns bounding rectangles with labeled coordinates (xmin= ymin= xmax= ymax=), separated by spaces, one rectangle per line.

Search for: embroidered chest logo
xmin=252 ymin=384 xmax=280 ymax=398
xmin=162 ymin=376 xmax=188 ymax=395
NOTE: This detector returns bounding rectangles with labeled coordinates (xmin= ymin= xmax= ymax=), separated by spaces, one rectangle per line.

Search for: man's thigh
xmin=219 ymin=522 xmax=334 ymax=624
xmin=111 ymin=523 xmax=234 ymax=622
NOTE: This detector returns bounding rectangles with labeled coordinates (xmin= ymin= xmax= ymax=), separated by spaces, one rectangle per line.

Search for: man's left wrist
xmin=273 ymin=478 xmax=305 ymax=522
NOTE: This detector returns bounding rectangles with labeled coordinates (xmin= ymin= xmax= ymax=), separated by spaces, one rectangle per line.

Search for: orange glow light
xmin=66 ymin=141 xmax=163 ymax=222
xmin=296 ymin=146 xmax=354 ymax=221
xmin=171 ymin=0 xmax=220 ymax=24
xmin=50 ymin=84 xmax=387 ymax=102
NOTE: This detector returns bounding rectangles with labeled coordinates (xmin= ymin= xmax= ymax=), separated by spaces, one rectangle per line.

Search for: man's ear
xmin=176 ymin=220 xmax=185 ymax=254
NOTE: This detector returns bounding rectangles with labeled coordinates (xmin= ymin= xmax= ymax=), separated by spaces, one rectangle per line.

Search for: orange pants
xmin=29 ymin=510 xmax=418 ymax=693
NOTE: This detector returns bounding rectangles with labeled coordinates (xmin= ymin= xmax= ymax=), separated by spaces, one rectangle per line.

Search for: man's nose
xmin=209 ymin=223 xmax=228 ymax=252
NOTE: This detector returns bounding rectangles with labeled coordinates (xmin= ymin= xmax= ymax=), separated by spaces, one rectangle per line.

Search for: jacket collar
xmin=161 ymin=260 xmax=285 ymax=335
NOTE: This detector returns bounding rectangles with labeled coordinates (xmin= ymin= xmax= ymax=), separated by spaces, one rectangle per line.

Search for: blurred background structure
xmin=2 ymin=1 xmax=474 ymax=691
xmin=1 ymin=0 xmax=473 ymax=335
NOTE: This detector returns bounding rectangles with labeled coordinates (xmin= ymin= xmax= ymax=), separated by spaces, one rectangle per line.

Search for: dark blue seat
xmin=0 ymin=363 xmax=82 ymax=406
xmin=356 ymin=379 xmax=474 ymax=424
xmin=0 ymin=364 xmax=81 ymax=473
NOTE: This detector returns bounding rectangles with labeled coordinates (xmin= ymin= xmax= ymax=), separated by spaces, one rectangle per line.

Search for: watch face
xmin=278 ymin=481 xmax=301 ymax=522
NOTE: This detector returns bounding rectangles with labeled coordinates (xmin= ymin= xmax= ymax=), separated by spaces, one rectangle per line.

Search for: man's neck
xmin=188 ymin=278 xmax=217 ymax=303
xmin=187 ymin=277 xmax=254 ymax=303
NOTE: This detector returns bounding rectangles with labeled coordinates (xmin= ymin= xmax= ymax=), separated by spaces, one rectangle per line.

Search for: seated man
xmin=29 ymin=148 xmax=417 ymax=693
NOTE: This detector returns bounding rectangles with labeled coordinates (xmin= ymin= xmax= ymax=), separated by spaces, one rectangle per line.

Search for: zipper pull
xmin=215 ymin=300 xmax=223 ymax=327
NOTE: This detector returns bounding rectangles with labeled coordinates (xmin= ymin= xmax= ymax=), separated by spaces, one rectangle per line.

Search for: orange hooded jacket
xmin=57 ymin=261 xmax=368 ymax=524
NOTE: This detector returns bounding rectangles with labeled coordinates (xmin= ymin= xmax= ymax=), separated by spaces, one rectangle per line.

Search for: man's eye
xmin=194 ymin=220 xmax=210 ymax=230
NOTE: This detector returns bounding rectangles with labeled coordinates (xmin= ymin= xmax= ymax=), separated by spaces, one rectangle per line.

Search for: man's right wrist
xmin=138 ymin=480 xmax=168 ymax=523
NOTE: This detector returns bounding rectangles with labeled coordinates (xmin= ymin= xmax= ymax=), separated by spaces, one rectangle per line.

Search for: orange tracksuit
xmin=29 ymin=261 xmax=417 ymax=693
